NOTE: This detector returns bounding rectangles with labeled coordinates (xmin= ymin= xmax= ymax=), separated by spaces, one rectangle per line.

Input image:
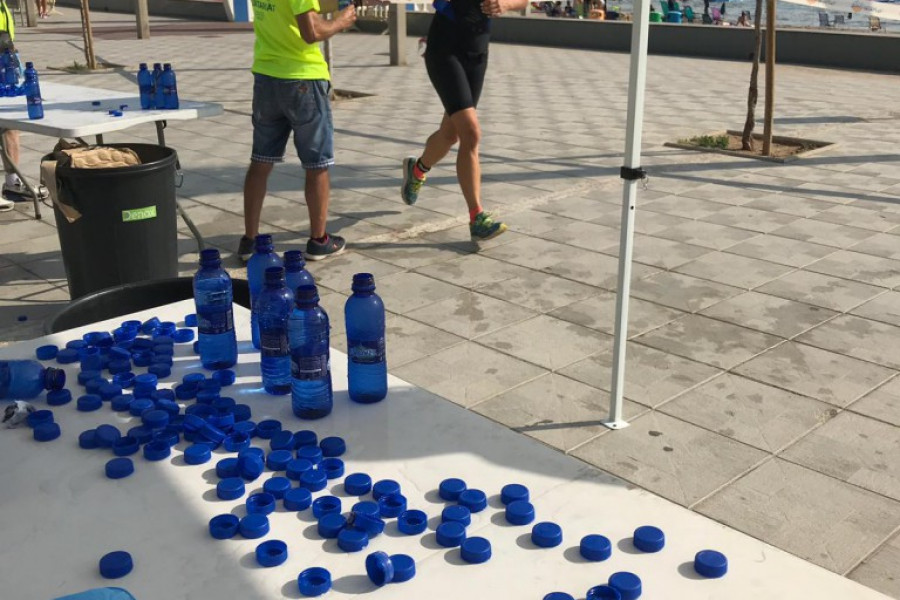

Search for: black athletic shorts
xmin=424 ymin=14 xmax=490 ymax=116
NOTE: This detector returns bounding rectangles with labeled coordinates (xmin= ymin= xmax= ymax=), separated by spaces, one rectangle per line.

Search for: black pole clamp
xmin=620 ymin=166 xmax=647 ymax=181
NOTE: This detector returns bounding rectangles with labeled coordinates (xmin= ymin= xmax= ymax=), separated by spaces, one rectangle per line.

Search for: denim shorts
xmin=250 ymin=74 xmax=334 ymax=170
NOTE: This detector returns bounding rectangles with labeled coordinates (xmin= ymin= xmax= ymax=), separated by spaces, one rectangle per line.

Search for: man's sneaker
xmin=237 ymin=235 xmax=254 ymax=263
xmin=470 ymin=211 xmax=508 ymax=242
xmin=0 ymin=196 xmax=13 ymax=212
xmin=2 ymin=181 xmax=49 ymax=200
xmin=305 ymin=234 xmax=346 ymax=261
xmin=401 ymin=157 xmax=425 ymax=205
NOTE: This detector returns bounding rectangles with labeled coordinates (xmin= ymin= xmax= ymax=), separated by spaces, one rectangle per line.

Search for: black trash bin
xmin=49 ymin=144 xmax=179 ymax=299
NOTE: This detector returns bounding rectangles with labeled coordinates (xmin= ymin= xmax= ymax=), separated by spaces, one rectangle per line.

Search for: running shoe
xmin=237 ymin=235 xmax=254 ymax=263
xmin=470 ymin=211 xmax=507 ymax=242
xmin=0 ymin=196 xmax=13 ymax=212
xmin=401 ymin=157 xmax=425 ymax=206
xmin=2 ymin=180 xmax=49 ymax=200
xmin=305 ymin=234 xmax=346 ymax=261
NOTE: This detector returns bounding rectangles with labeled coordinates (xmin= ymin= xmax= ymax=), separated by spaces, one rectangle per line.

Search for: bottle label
xmin=291 ymin=353 xmax=329 ymax=381
xmin=348 ymin=339 xmax=386 ymax=365
xmin=198 ymin=308 xmax=234 ymax=335
xmin=260 ymin=329 xmax=288 ymax=358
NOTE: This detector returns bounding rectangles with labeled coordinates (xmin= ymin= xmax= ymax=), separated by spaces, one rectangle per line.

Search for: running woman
xmin=401 ymin=0 xmax=527 ymax=241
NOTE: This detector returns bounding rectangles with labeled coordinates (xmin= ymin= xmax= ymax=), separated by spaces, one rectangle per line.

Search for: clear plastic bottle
xmin=152 ymin=62 xmax=163 ymax=110
xmin=248 ymin=234 xmax=283 ymax=350
xmin=23 ymin=62 xmax=43 ymax=120
xmin=258 ymin=266 xmax=293 ymax=395
xmin=289 ymin=284 xmax=332 ymax=419
xmin=193 ymin=248 xmax=237 ymax=370
xmin=284 ymin=250 xmax=314 ymax=295
xmin=161 ymin=63 xmax=179 ymax=110
xmin=137 ymin=63 xmax=153 ymax=110
xmin=0 ymin=360 xmax=66 ymax=399
xmin=344 ymin=273 xmax=387 ymax=403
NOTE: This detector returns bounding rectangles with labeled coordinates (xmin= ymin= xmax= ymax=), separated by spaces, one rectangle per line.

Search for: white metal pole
xmin=604 ymin=0 xmax=651 ymax=430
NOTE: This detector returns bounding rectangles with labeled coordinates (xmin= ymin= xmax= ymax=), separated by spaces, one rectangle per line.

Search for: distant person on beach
xmin=736 ymin=10 xmax=751 ymax=26
xmin=36 ymin=0 xmax=48 ymax=18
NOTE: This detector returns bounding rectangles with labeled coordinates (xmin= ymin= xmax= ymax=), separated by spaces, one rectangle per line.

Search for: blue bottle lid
xmin=233 ymin=405 xmax=252 ymax=423
xmin=319 ymin=436 xmax=345 ymax=457
xmin=284 ymin=487 xmax=313 ymax=511
xmin=143 ymin=439 xmax=171 ymax=461
xmin=108 ymin=360 xmax=131 ymax=375
xmin=152 ymin=427 xmax=180 ymax=447
xmin=152 ymin=344 xmax=175 ymax=357
xmin=239 ymin=513 xmax=270 ymax=539
xmin=436 ymin=521 xmax=467 ymax=547
xmin=532 ymin=522 xmax=563 ymax=548
xmin=337 ymin=528 xmax=369 ymax=552
xmin=142 ymin=409 xmax=169 ymax=430
xmin=174 ymin=383 xmax=196 ymax=400
xmin=256 ymin=539 xmax=288 ymax=568
xmin=581 ymin=534 xmax=613 ymax=561
xmin=200 ymin=422 xmax=226 ymax=444
xmin=67 ymin=339 xmax=89 ymax=350
xmin=26 ymin=409 xmax=53 ymax=428
xmin=256 ymin=419 xmax=282 ymax=439
xmin=344 ymin=472 xmax=372 ymax=496
xmin=265 ymin=450 xmax=293 ymax=472
xmin=298 ymin=567 xmax=331 ymax=597
xmin=300 ymin=469 xmax=328 ymax=492
xmin=99 ymin=550 xmax=133 ymax=579
xmin=183 ymin=372 xmax=205 ymax=385
xmin=158 ymin=322 xmax=176 ymax=337
xmin=207 ymin=412 xmax=235 ymax=430
xmin=544 ymin=594 xmax=576 ymax=600
xmin=113 ymin=372 xmax=135 ymax=388
xmin=397 ymin=509 xmax=428 ymax=535
xmin=694 ymin=550 xmax=728 ymax=578
xmin=318 ymin=513 xmax=347 ymax=539
xmin=240 ymin=446 xmax=266 ymax=461
xmin=209 ymin=514 xmax=240 ymax=539
xmin=212 ymin=395 xmax=236 ymax=412
xmin=349 ymin=512 xmax=385 ymax=537
xmin=182 ymin=414 xmax=204 ymax=433
xmin=293 ymin=429 xmax=318 ymax=448
xmin=56 ymin=348 xmax=80 ymax=364
xmin=285 ymin=458 xmax=314 ymax=481
xmin=296 ymin=445 xmax=323 ymax=465
xmin=106 ymin=457 xmax=135 ymax=479
xmin=216 ymin=457 xmax=239 ymax=478
xmin=78 ymin=369 xmax=102 ymax=386
xmin=129 ymin=398 xmax=154 ymax=417
xmin=77 ymin=394 xmax=103 ymax=412
xmin=633 ymin=525 xmax=665 ymax=553
xmin=132 ymin=352 xmax=152 ymax=368
xmin=112 ymin=436 xmax=140 ymax=457
xmin=217 ymin=477 xmax=246 ymax=501
xmin=213 ymin=369 xmax=236 ymax=386
xmin=378 ymin=493 xmax=407 ymax=518
xmin=238 ymin=453 xmax=265 ymax=481
xmin=199 ymin=378 xmax=222 ymax=392
xmin=168 ymin=414 xmax=185 ymax=432
xmin=112 ymin=327 xmax=135 ymax=343
xmin=173 ymin=328 xmax=194 ymax=343
xmin=148 ymin=363 xmax=171 ymax=379
xmin=36 ymin=344 xmax=58 ymax=360
xmin=134 ymin=372 xmax=158 ymax=389
xmin=312 ymin=496 xmax=342 ymax=519
xmin=442 ymin=504 xmax=472 ymax=526
xmin=461 ymin=536 xmax=492 ymax=564
xmin=192 ymin=340 xmax=200 ymax=354
xmin=127 ymin=425 xmax=153 ymax=445
xmin=156 ymin=399 xmax=181 ymax=417
xmin=132 ymin=337 xmax=154 ymax=349
xmin=184 ymin=443 xmax=212 ymax=465
xmin=85 ymin=378 xmax=108 ymax=395
xmin=352 ymin=501 xmax=380 ymax=518
xmin=94 ymin=424 xmax=121 ymax=447
xmin=223 ymin=432 xmax=251 ymax=453
xmin=270 ymin=430 xmax=295 ymax=451
xmin=439 ymin=478 xmax=467 ymax=501
xmin=372 ymin=479 xmax=400 ymax=500
xmin=608 ymin=572 xmax=641 ymax=600
xmin=505 ymin=500 xmax=536 ymax=526
xmin=47 ymin=388 xmax=72 ymax=405
xmin=33 ymin=422 xmax=61 ymax=441
xmin=365 ymin=551 xmax=394 ymax=586
xmin=263 ymin=476 xmax=292 ymax=500
xmin=184 ymin=313 xmax=198 ymax=327
xmin=79 ymin=429 xmax=99 ymax=449
xmin=586 ymin=585 xmax=622 ymax=600
xmin=110 ymin=394 xmax=134 ymax=412
xmin=501 ymin=483 xmax=530 ymax=505
xmin=390 ymin=554 xmax=416 ymax=583
xmin=247 ymin=492 xmax=277 ymax=515
xmin=320 ymin=457 xmax=345 ymax=480
xmin=109 ymin=346 xmax=132 ymax=360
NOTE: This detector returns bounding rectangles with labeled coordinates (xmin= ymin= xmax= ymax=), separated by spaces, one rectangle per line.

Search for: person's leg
xmin=0 ymin=131 xmax=15 ymax=210
xmin=448 ymin=108 xmax=482 ymax=218
xmin=305 ymin=167 xmax=329 ymax=240
xmin=243 ymin=161 xmax=274 ymax=240
xmin=420 ymin=113 xmax=458 ymax=169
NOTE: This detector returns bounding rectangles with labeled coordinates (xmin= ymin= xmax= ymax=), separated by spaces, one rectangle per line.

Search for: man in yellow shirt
xmin=0 ymin=0 xmax=28 ymax=212
xmin=239 ymin=0 xmax=356 ymax=261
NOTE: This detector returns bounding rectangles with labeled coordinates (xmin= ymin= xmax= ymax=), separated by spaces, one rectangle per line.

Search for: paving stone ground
xmin=2 ymin=8 xmax=900 ymax=597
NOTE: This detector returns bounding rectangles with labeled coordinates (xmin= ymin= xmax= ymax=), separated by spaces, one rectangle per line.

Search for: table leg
xmin=0 ymin=127 xmax=43 ymax=219
xmin=155 ymin=119 xmax=204 ymax=253
xmin=95 ymin=134 xmax=104 ymax=145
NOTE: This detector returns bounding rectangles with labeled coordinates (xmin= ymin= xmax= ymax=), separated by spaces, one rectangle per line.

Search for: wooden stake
xmin=80 ymin=0 xmax=98 ymax=70
xmin=762 ymin=0 xmax=775 ymax=156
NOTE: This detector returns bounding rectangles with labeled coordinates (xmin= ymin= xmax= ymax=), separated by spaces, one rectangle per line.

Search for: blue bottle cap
xmin=586 ymin=586 xmax=622 ymax=600
xmin=209 ymin=514 xmax=239 ymax=539
xmin=105 ymin=457 xmax=135 ymax=479
xmin=256 ymin=539 xmax=288 ymax=568
xmin=232 ymin=420 xmax=255 ymax=438
xmin=195 ymin=390 xmax=219 ymax=405
xmin=263 ymin=476 xmax=292 ymax=499
xmin=35 ymin=423 xmax=60 ymax=443
xmin=436 ymin=521 xmax=467 ymax=547
xmin=352 ymin=501 xmax=380 ymax=518
xmin=458 ymin=489 xmax=488 ymax=513
xmin=442 ymin=504 xmax=472 ymax=526
xmin=112 ymin=436 xmax=140 ymax=457
xmin=694 ymin=549 xmax=728 ymax=578
xmin=350 ymin=511 xmax=385 ymax=537
xmin=373 ymin=479 xmax=400 ymax=500
xmin=608 ymin=572 xmax=642 ymax=600
xmin=192 ymin=340 xmax=200 ymax=354
xmin=312 ymin=496 xmax=342 ymax=519
xmin=212 ymin=396 xmax=236 ymax=412
xmin=213 ymin=368 xmax=236 ymax=386
xmin=284 ymin=487 xmax=313 ymax=511
xmin=134 ymin=372 xmax=158 ymax=389
xmin=47 ymin=388 xmax=72 ymax=405
xmin=199 ymin=378 xmax=222 ymax=392
xmin=298 ymin=567 xmax=331 ymax=597
xmin=132 ymin=352 xmax=152 ymax=368
xmin=67 ymin=339 xmax=89 ymax=350
xmin=127 ymin=426 xmax=153 ymax=445
xmin=544 ymin=594 xmax=576 ymax=600
xmin=26 ymin=409 xmax=53 ymax=428
xmin=284 ymin=457 xmax=313 ymax=480
xmin=36 ymin=344 xmax=58 ymax=360
xmin=319 ymin=436 xmax=345 ymax=457
xmin=633 ymin=525 xmax=665 ymax=553
xmin=501 ymin=483 xmax=530 ymax=505
xmin=296 ymin=445 xmax=323 ymax=465
xmin=148 ymin=363 xmax=171 ymax=379
xmin=270 ymin=430 xmax=295 ymax=451
xmin=174 ymin=384 xmax=196 ymax=400
xmin=365 ymin=551 xmax=394 ymax=586
xmin=300 ymin=469 xmax=328 ymax=492
xmin=532 ymin=522 xmax=563 ymax=548
xmin=337 ymin=528 xmax=369 ymax=552
xmin=317 ymin=513 xmax=347 ymax=538
xmin=168 ymin=414 xmax=185 ymax=432
xmin=238 ymin=453 xmax=265 ymax=481
xmin=158 ymin=322 xmax=176 ymax=336
xmin=129 ymin=398 xmax=154 ymax=416
xmin=265 ymin=450 xmax=293 ymax=472
xmin=153 ymin=427 xmax=180 ymax=447
xmin=181 ymin=414 xmax=204 ymax=433
xmin=293 ymin=429 xmax=318 ymax=448
xmin=505 ymin=500 xmax=536 ymax=526
xmin=320 ymin=457 xmax=345 ymax=479
xmin=239 ymin=513 xmax=270 ymax=539
xmin=378 ymin=493 xmax=407 ymax=518
xmin=143 ymin=439 xmax=171 ymax=461
xmin=78 ymin=369 xmax=102 ymax=385
xmin=77 ymin=394 xmax=103 ymax=412
xmin=344 ymin=472 xmax=372 ymax=496
xmin=581 ymin=534 xmax=612 ymax=561
xmin=247 ymin=492 xmax=277 ymax=516
xmin=256 ymin=419 xmax=282 ymax=439
xmin=113 ymin=372 xmax=135 ymax=388
xmin=223 ymin=432 xmax=250 ymax=453
xmin=390 ymin=554 xmax=416 ymax=583
xmin=153 ymin=344 xmax=175 ymax=356
xmin=439 ymin=478 xmax=467 ymax=501
xmin=397 ymin=509 xmax=428 ymax=535
xmin=233 ymin=405 xmax=252 ymax=423
xmin=460 ymin=536 xmax=492 ymax=564
xmin=184 ymin=313 xmax=198 ymax=327
xmin=173 ymin=328 xmax=194 ymax=343
xmin=240 ymin=446 xmax=266 ymax=461
xmin=108 ymin=360 xmax=131 ymax=375
xmin=112 ymin=327 xmax=135 ymax=343
xmin=92 ymin=425 xmax=120 ymax=449
xmin=85 ymin=378 xmax=108 ymax=394
xmin=110 ymin=394 xmax=134 ymax=412
xmin=156 ymin=399 xmax=181 ymax=417
xmin=142 ymin=409 xmax=169 ymax=429
xmin=79 ymin=429 xmax=99 ymax=449
xmin=109 ymin=346 xmax=132 ymax=361
xmin=56 ymin=348 xmax=80 ymax=364
xmin=217 ymin=477 xmax=246 ymax=501
xmin=99 ymin=550 xmax=133 ymax=579
xmin=216 ymin=457 xmax=239 ymax=478
xmin=200 ymin=422 xmax=226 ymax=444
xmin=184 ymin=443 xmax=212 ymax=465
xmin=182 ymin=372 xmax=205 ymax=385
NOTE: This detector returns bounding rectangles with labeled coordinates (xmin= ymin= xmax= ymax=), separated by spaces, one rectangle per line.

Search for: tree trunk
xmin=741 ymin=0 xmax=764 ymax=151
xmin=80 ymin=0 xmax=98 ymax=70
xmin=762 ymin=0 xmax=776 ymax=155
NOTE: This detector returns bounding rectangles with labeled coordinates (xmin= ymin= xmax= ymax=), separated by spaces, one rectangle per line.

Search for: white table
xmin=0 ymin=300 xmax=890 ymax=600
xmin=0 ymin=81 xmax=222 ymax=246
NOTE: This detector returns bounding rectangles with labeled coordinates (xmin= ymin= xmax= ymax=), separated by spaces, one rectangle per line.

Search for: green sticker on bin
xmin=122 ymin=206 xmax=157 ymax=222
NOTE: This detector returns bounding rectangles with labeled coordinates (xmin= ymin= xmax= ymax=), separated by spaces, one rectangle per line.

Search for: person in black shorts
xmin=401 ymin=0 xmax=527 ymax=242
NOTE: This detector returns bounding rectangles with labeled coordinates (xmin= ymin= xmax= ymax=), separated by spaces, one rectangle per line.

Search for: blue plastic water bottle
xmin=161 ymin=63 xmax=179 ymax=110
xmin=152 ymin=62 xmax=163 ymax=109
xmin=258 ymin=266 xmax=293 ymax=395
xmin=193 ymin=248 xmax=238 ymax=370
xmin=344 ymin=273 xmax=387 ymax=404
xmin=23 ymin=62 xmax=43 ymax=120
xmin=284 ymin=250 xmax=314 ymax=295
xmin=249 ymin=234 xmax=283 ymax=350
xmin=137 ymin=63 xmax=153 ymax=110
xmin=289 ymin=284 xmax=332 ymax=419
xmin=0 ymin=360 xmax=66 ymax=399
